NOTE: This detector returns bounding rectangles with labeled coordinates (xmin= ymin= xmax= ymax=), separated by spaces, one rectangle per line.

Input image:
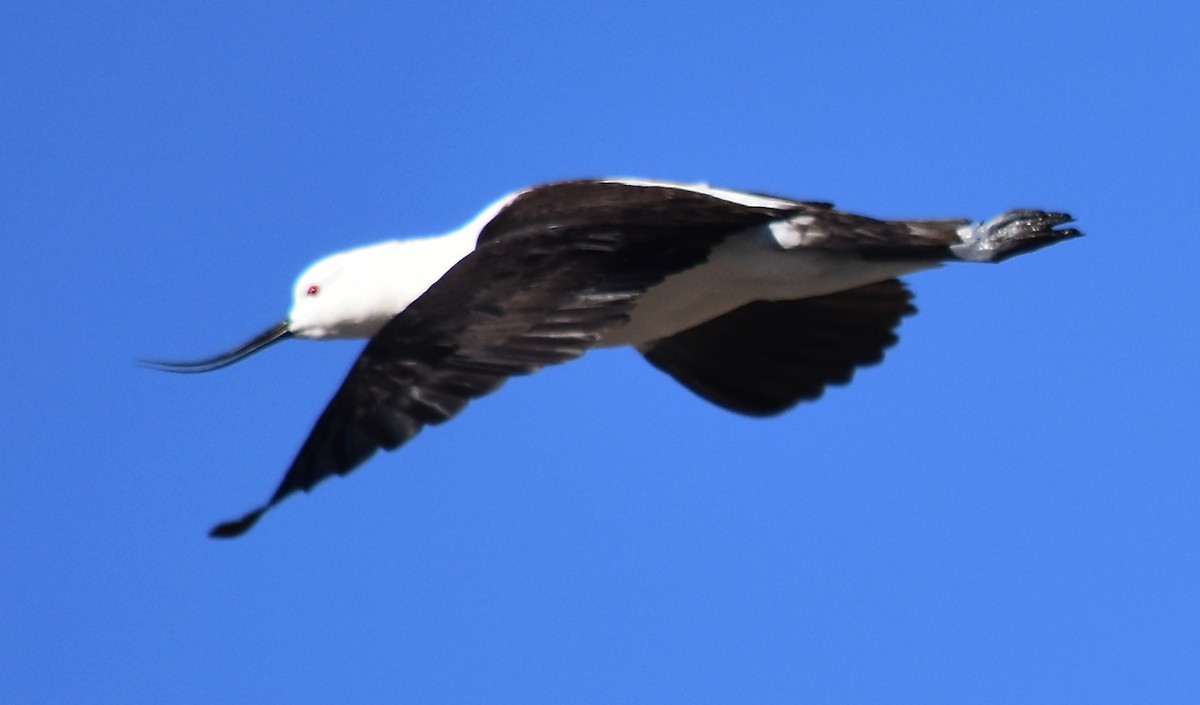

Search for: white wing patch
xmin=769 ymin=215 xmax=823 ymax=249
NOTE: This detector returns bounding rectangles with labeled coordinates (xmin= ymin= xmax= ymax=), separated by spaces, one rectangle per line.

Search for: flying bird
xmin=148 ymin=178 xmax=1081 ymax=537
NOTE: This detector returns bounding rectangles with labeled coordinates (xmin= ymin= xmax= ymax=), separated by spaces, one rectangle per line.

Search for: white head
xmin=287 ymin=242 xmax=406 ymax=340
xmin=144 ymin=190 xmax=517 ymax=374
xmin=288 ymin=237 xmax=475 ymax=340
xmin=283 ymin=192 xmax=521 ymax=340
xmin=144 ymin=232 xmax=477 ymax=373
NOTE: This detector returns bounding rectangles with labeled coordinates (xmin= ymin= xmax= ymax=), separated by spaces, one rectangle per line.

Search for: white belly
xmin=602 ymin=225 xmax=940 ymax=347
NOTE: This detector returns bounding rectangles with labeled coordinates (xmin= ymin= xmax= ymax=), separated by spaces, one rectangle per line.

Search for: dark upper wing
xmin=641 ymin=279 xmax=916 ymax=416
xmin=478 ymin=179 xmax=823 ymax=244
xmin=210 ymin=182 xmax=803 ymax=537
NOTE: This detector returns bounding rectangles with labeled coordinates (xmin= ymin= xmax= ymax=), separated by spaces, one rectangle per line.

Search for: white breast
xmin=603 ymin=225 xmax=940 ymax=347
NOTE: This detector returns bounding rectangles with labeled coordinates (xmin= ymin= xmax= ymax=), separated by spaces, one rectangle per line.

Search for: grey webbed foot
xmin=952 ymin=210 xmax=1081 ymax=263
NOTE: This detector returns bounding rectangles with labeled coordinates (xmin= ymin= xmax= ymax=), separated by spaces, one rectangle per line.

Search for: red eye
xmin=306 ymin=285 xmax=320 ymax=297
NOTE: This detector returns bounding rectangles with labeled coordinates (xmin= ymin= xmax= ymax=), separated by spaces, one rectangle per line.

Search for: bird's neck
xmin=348 ymin=228 xmax=479 ymax=337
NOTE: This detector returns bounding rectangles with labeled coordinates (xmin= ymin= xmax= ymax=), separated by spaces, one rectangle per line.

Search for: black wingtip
xmin=209 ymin=506 xmax=268 ymax=539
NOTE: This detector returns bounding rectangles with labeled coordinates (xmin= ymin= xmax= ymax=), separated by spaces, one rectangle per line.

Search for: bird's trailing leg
xmin=951 ymin=210 xmax=1081 ymax=263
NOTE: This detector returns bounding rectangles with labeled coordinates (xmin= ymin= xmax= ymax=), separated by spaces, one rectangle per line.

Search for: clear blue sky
xmin=3 ymin=2 xmax=1198 ymax=703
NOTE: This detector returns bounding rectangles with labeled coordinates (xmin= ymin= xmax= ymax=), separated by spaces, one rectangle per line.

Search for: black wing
xmin=211 ymin=182 xmax=803 ymax=537
xmin=477 ymin=179 xmax=823 ymax=245
xmin=641 ymin=279 xmax=916 ymax=415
